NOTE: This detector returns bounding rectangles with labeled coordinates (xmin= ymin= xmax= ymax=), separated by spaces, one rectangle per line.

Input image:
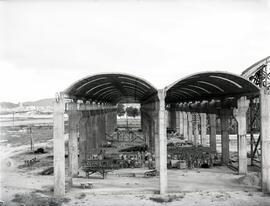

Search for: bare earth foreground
xmin=1 ymin=144 xmax=270 ymax=206
xmin=1 ymin=120 xmax=270 ymax=206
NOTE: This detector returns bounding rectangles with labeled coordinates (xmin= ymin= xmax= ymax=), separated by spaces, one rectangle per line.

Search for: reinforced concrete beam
xmin=66 ymin=102 xmax=117 ymax=112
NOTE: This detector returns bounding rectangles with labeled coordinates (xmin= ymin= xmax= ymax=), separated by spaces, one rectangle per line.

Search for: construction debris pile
xmin=105 ymin=149 xmax=155 ymax=169
xmin=167 ymin=146 xmax=220 ymax=169
xmin=167 ymin=131 xmax=220 ymax=169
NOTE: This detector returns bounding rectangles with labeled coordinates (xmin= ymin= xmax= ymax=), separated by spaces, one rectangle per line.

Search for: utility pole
xmin=29 ymin=126 xmax=34 ymax=151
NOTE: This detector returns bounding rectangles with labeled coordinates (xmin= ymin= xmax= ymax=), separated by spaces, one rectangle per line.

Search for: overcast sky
xmin=1 ymin=0 xmax=270 ymax=102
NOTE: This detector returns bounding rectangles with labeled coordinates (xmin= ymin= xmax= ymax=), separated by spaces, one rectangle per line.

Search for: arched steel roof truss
xmin=166 ymin=72 xmax=260 ymax=103
xmin=64 ymin=73 xmax=158 ymax=104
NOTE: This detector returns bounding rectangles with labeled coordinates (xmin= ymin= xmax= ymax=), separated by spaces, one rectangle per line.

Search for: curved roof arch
xmin=64 ymin=73 xmax=158 ymax=104
xmin=165 ymin=71 xmax=260 ymax=103
xmin=241 ymin=56 xmax=270 ymax=78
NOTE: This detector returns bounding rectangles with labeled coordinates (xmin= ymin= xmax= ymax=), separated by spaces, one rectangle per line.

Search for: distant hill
xmin=23 ymin=98 xmax=54 ymax=107
xmin=0 ymin=98 xmax=54 ymax=109
xmin=0 ymin=102 xmax=19 ymax=109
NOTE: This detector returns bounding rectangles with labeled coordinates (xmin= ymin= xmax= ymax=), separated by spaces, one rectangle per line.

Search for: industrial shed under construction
xmin=53 ymin=56 xmax=270 ymax=197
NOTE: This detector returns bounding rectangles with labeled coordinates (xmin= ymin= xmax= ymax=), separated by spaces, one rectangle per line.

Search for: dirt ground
xmin=1 ymin=122 xmax=269 ymax=206
xmin=1 ymin=144 xmax=270 ymax=206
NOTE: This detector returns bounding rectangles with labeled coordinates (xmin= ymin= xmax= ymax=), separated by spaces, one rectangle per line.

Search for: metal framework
xmin=241 ymin=56 xmax=270 ymax=166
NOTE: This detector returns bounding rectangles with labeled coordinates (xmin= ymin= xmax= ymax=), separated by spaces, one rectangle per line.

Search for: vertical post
xmin=260 ymin=89 xmax=270 ymax=193
xmin=187 ymin=112 xmax=193 ymax=142
xmin=141 ymin=112 xmax=145 ymax=141
xmin=175 ymin=111 xmax=180 ymax=133
xmin=53 ymin=93 xmax=65 ymax=198
xmin=79 ymin=111 xmax=88 ymax=166
xmin=220 ymin=109 xmax=231 ymax=165
xmin=170 ymin=110 xmax=176 ymax=131
xmin=113 ymin=110 xmax=117 ymax=131
xmin=29 ymin=126 xmax=34 ymax=151
xmin=105 ymin=111 xmax=109 ymax=139
xmin=158 ymin=89 xmax=167 ymax=195
xmin=145 ymin=119 xmax=151 ymax=148
xmin=233 ymin=97 xmax=249 ymax=174
xmin=183 ymin=111 xmax=188 ymax=140
xmin=141 ymin=112 xmax=150 ymax=148
xmin=209 ymin=113 xmax=217 ymax=151
xmin=179 ymin=111 xmax=184 ymax=136
xmin=249 ymin=99 xmax=254 ymax=166
xmin=166 ymin=110 xmax=170 ymax=129
xmin=154 ymin=116 xmax=160 ymax=171
xmin=68 ymin=103 xmax=81 ymax=182
xmin=194 ymin=113 xmax=199 ymax=146
xmin=200 ymin=113 xmax=207 ymax=146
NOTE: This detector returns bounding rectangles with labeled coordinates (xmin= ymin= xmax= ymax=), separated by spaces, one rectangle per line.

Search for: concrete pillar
xmin=187 ymin=112 xmax=193 ymax=142
xmin=171 ymin=110 xmax=176 ymax=131
xmin=53 ymin=93 xmax=65 ymax=198
xmin=220 ymin=109 xmax=231 ymax=165
xmin=260 ymin=89 xmax=270 ymax=193
xmin=107 ymin=111 xmax=111 ymax=136
xmin=154 ymin=117 xmax=160 ymax=171
xmin=175 ymin=111 xmax=180 ymax=133
xmin=109 ymin=111 xmax=114 ymax=135
xmin=150 ymin=116 xmax=155 ymax=152
xmin=183 ymin=111 xmax=188 ymax=140
xmin=93 ymin=114 xmax=98 ymax=150
xmin=96 ymin=113 xmax=101 ymax=148
xmin=86 ymin=113 xmax=96 ymax=157
xmin=233 ymin=96 xmax=249 ymax=174
xmin=179 ymin=111 xmax=184 ymax=136
xmin=68 ymin=104 xmax=81 ymax=181
xmin=158 ymin=89 xmax=167 ymax=195
xmin=141 ymin=112 xmax=150 ymax=148
xmin=145 ymin=120 xmax=151 ymax=148
xmin=194 ymin=113 xmax=199 ymax=146
xmin=209 ymin=114 xmax=217 ymax=151
xmin=200 ymin=113 xmax=207 ymax=146
xmin=100 ymin=112 xmax=106 ymax=143
xmin=105 ymin=111 xmax=110 ymax=138
xmin=166 ymin=110 xmax=170 ymax=128
xmin=113 ymin=111 xmax=117 ymax=131
xmin=79 ymin=112 xmax=88 ymax=165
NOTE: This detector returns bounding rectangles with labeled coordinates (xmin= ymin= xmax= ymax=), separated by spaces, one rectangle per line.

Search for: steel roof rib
xmin=64 ymin=73 xmax=158 ymax=104
xmin=165 ymin=72 xmax=260 ymax=104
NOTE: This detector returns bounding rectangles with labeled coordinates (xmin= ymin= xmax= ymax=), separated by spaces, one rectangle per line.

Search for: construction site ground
xmin=1 ymin=146 xmax=270 ymax=206
xmin=1 ymin=122 xmax=269 ymax=206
